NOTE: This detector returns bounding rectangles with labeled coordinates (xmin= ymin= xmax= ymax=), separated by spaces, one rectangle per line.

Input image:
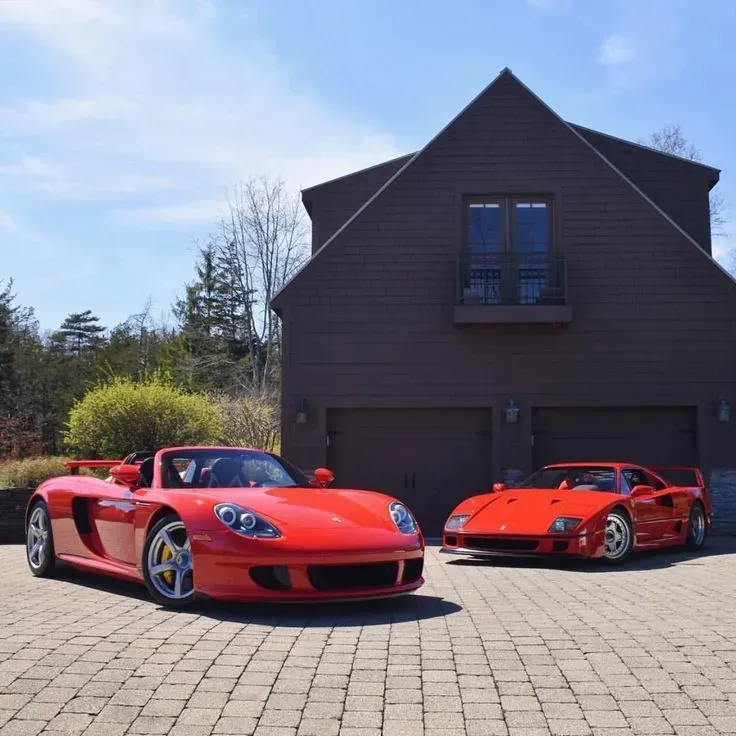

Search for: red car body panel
xmin=441 ymin=462 xmax=712 ymax=559
xmin=27 ymin=447 xmax=425 ymax=601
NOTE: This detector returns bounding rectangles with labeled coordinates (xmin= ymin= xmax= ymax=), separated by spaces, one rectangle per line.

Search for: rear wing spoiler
xmin=650 ymin=466 xmax=705 ymax=487
xmin=64 ymin=459 xmax=123 ymax=476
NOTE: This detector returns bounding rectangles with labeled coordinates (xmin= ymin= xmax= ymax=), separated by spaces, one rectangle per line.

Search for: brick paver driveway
xmin=2 ymin=541 xmax=736 ymax=736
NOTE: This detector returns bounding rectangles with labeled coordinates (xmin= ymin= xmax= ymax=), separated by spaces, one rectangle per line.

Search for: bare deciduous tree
xmin=640 ymin=124 xmax=728 ymax=240
xmin=209 ymin=384 xmax=281 ymax=452
xmin=212 ymin=176 xmax=309 ymax=391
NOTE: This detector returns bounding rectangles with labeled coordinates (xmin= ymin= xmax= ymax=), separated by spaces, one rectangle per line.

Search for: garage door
xmin=532 ymin=407 xmax=698 ymax=469
xmin=327 ymin=408 xmax=493 ymax=536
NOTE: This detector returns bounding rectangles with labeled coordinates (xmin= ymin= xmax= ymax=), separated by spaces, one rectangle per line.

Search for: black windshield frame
xmin=158 ymin=448 xmax=312 ymax=489
xmin=516 ymin=465 xmax=618 ymax=493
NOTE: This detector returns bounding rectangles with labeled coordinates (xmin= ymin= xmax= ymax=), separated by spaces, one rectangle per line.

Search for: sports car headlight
xmin=548 ymin=516 xmax=583 ymax=533
xmin=389 ymin=502 xmax=417 ymax=534
xmin=445 ymin=514 xmax=470 ymax=530
xmin=214 ymin=503 xmax=281 ymax=539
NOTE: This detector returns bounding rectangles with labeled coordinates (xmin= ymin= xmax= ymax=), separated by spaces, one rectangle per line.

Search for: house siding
xmin=304 ymin=154 xmax=413 ymax=253
xmin=573 ymin=126 xmax=717 ymax=253
xmin=278 ymin=71 xmax=736 ymax=531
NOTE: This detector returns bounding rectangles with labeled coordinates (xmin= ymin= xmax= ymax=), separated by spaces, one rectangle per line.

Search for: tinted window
xmin=651 ymin=468 xmax=694 ymax=487
xmin=514 ymin=202 xmax=550 ymax=253
xmin=622 ymin=469 xmax=649 ymax=491
xmin=468 ymin=202 xmax=502 ymax=253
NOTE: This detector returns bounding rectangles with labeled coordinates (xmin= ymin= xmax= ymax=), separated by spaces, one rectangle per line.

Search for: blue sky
xmin=2 ymin=0 xmax=735 ymax=332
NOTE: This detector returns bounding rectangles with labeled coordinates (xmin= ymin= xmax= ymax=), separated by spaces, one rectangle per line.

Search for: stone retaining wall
xmin=710 ymin=469 xmax=736 ymax=536
xmin=0 ymin=488 xmax=33 ymax=544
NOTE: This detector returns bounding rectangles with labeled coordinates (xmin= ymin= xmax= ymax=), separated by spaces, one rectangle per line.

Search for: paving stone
xmin=0 ymin=720 xmax=47 ymax=736
xmin=13 ymin=703 xmax=61 ymax=721
xmin=126 ymin=716 xmax=176 ymax=734
xmin=3 ymin=545 xmax=736 ymax=736
xmin=585 ymin=710 xmax=629 ymax=728
xmin=95 ymin=705 xmax=140 ymax=724
xmin=45 ymin=712 xmax=93 ymax=733
xmin=297 ymin=718 xmax=340 ymax=736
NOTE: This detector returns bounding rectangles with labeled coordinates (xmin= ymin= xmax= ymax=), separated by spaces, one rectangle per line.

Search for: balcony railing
xmin=457 ymin=252 xmax=567 ymax=305
xmin=454 ymin=252 xmax=571 ymax=324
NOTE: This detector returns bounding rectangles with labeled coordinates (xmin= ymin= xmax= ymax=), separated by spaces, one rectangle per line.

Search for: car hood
xmin=458 ymin=489 xmax=620 ymax=535
xmin=187 ymin=486 xmax=400 ymax=532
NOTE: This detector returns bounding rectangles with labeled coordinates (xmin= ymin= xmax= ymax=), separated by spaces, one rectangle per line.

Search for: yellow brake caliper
xmin=161 ymin=544 xmax=175 ymax=586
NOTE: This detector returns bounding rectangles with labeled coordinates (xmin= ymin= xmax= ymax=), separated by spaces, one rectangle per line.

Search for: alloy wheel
xmin=146 ymin=521 xmax=194 ymax=602
xmin=27 ymin=505 xmax=50 ymax=571
xmin=690 ymin=504 xmax=706 ymax=547
xmin=604 ymin=513 xmax=631 ymax=560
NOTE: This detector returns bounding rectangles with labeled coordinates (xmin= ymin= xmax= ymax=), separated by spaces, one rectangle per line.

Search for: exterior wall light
xmin=717 ymin=397 xmax=731 ymax=423
xmin=504 ymin=399 xmax=520 ymax=424
xmin=295 ymin=398 xmax=309 ymax=425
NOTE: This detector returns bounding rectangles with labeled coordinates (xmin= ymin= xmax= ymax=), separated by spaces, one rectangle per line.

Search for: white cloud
xmin=713 ymin=235 xmax=736 ymax=272
xmin=0 ymin=0 xmax=403 ymax=223
xmin=0 ymin=206 xmax=55 ymax=256
xmin=0 ymin=208 xmax=20 ymax=232
xmin=596 ymin=33 xmax=635 ymax=67
xmin=588 ymin=1 xmax=687 ymax=98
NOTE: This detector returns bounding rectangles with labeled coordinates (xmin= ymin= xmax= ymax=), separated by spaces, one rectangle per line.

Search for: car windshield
xmin=159 ymin=449 xmax=311 ymax=489
xmin=517 ymin=465 xmax=617 ymax=493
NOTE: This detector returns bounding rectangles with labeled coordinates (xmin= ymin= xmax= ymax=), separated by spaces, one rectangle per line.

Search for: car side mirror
xmin=492 ymin=482 xmax=506 ymax=493
xmin=110 ymin=464 xmax=141 ymax=488
xmin=630 ymin=484 xmax=654 ymax=498
xmin=313 ymin=467 xmax=335 ymax=488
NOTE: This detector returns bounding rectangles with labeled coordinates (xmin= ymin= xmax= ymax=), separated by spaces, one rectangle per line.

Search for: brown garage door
xmin=532 ymin=407 xmax=698 ymax=469
xmin=327 ymin=408 xmax=493 ymax=536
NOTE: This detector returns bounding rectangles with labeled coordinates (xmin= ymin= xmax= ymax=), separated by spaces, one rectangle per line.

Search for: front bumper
xmin=189 ymin=530 xmax=425 ymax=601
xmin=441 ymin=529 xmax=605 ymax=559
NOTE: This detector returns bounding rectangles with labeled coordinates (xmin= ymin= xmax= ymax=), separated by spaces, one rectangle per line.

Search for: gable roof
xmin=301 ymin=125 xmax=719 ymax=207
xmin=570 ymin=123 xmax=720 ymax=187
xmin=271 ymin=68 xmax=734 ymax=312
xmin=302 ymin=153 xmax=415 ymax=199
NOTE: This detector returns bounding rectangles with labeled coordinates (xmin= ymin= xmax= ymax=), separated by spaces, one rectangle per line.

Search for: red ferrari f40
xmin=25 ymin=446 xmax=425 ymax=607
xmin=441 ymin=463 xmax=712 ymax=564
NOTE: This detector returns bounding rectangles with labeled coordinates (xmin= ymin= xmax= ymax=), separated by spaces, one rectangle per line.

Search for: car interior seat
xmin=208 ymin=457 xmax=248 ymax=487
xmin=137 ymin=457 xmax=154 ymax=488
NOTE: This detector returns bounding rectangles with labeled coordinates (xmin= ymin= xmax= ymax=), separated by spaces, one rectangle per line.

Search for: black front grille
xmin=402 ymin=558 xmax=424 ymax=584
xmin=465 ymin=536 xmax=539 ymax=552
xmin=250 ymin=565 xmax=292 ymax=591
xmin=307 ymin=562 xmax=398 ymax=592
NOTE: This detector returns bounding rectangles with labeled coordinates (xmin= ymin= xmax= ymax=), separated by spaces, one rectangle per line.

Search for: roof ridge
xmin=271 ymin=67 xmax=514 ymax=308
xmin=569 ymin=122 xmax=721 ymax=176
xmin=502 ymin=74 xmax=736 ymax=290
xmin=271 ymin=68 xmax=734 ymax=310
xmin=301 ymin=152 xmax=416 ymax=196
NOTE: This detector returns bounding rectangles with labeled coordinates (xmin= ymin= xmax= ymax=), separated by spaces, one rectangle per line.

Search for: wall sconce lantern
xmin=717 ymin=397 xmax=731 ymax=423
xmin=504 ymin=399 xmax=520 ymax=424
xmin=295 ymin=398 xmax=309 ymax=425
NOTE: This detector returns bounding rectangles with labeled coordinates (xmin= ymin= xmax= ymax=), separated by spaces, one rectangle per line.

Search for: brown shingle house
xmin=271 ymin=68 xmax=736 ymax=536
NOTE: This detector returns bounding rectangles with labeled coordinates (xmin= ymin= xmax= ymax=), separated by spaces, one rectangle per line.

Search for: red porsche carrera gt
xmin=441 ymin=462 xmax=712 ymax=564
xmin=25 ymin=446 xmax=424 ymax=607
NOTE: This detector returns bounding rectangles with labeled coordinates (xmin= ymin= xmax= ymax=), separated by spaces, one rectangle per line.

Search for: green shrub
xmin=0 ymin=456 xmax=94 ymax=489
xmin=64 ymin=376 xmax=223 ymax=458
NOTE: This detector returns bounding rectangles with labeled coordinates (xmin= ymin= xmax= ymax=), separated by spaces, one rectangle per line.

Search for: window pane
xmin=468 ymin=202 xmax=502 ymax=253
xmin=515 ymin=201 xmax=549 ymax=252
